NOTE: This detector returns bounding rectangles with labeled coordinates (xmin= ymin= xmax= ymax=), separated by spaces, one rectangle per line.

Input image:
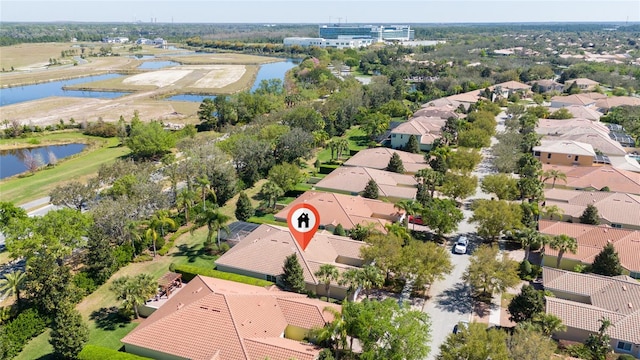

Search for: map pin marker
xmin=287 ymin=203 xmax=320 ymax=251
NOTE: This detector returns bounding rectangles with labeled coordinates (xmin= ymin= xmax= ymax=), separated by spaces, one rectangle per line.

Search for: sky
xmin=1 ymin=0 xmax=639 ymax=24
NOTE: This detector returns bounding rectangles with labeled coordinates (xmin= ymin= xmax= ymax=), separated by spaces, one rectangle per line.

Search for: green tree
xmin=405 ymin=134 xmax=420 ymax=153
xmin=361 ymin=233 xmax=404 ymax=279
xmin=517 ymin=176 xmax=545 ymax=202
xmin=358 ymin=265 xmax=384 ymax=299
xmin=463 ymin=245 xmax=520 ymax=300
xmin=281 ymin=105 xmax=325 ymax=132
xmin=194 ymin=208 xmax=230 ymax=249
xmin=281 ymin=253 xmax=306 ymax=293
xmin=0 ymin=270 xmax=26 ymax=304
xmin=470 ymin=199 xmax=523 ymax=241
xmin=0 ymin=201 xmax=27 ymax=228
xmin=125 ymin=120 xmax=175 ymax=160
xmin=234 ymin=191 xmax=254 ymax=222
xmin=550 ymin=234 xmax=578 ymax=268
xmin=361 ymin=112 xmax=391 ymax=140
xmin=362 ymin=179 xmax=379 ymax=199
xmin=268 ymin=163 xmax=305 ymax=193
xmin=259 ymin=181 xmax=284 ymax=210
xmin=274 ymin=128 xmax=314 ymax=163
xmin=333 ymin=224 xmax=347 ymax=236
xmin=514 ymin=228 xmax=547 ymax=261
xmin=549 ymin=108 xmax=573 ymax=119
xmin=314 ymin=264 xmax=339 ymax=301
xmin=420 ymin=198 xmax=464 ymax=237
xmin=49 ymin=303 xmax=89 ymax=360
xmin=440 ymin=172 xmax=477 ymax=204
xmin=458 ymin=128 xmax=491 ymax=148
xmin=110 ymin=274 xmax=158 ymax=319
xmin=438 ymin=322 xmax=509 ymax=360
xmin=394 ymin=199 xmax=420 ymax=229
xmin=399 ymin=240 xmax=453 ymax=297
xmin=177 ymin=188 xmax=197 ymax=224
xmin=585 ymin=318 xmax=613 ymax=360
xmin=415 ymin=168 xmax=444 ymax=201
xmin=579 ymin=204 xmax=600 ymax=225
xmin=49 ymin=180 xmax=97 ymax=211
xmin=542 ymin=169 xmax=567 ymax=189
xmin=507 ymin=326 xmax=557 ymax=360
xmin=447 ymin=148 xmax=482 ymax=172
xmin=386 ymin=152 xmax=405 ymax=173
xmin=85 ymin=230 xmax=116 ymax=285
xmin=481 ymin=174 xmax=518 ymax=200
xmin=531 ymin=313 xmax=566 ymax=337
xmin=507 ymin=285 xmax=546 ymax=323
xmin=590 ymin=243 xmax=623 ymax=276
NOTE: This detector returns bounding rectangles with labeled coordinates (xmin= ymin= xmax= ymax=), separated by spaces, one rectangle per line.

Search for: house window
xmin=266 ymin=275 xmax=277 ymax=283
xmin=616 ymin=341 xmax=632 ymax=352
xmin=534 ymin=151 xmax=541 ymax=156
xmin=575 ymin=156 xmax=579 ymax=161
xmin=547 ymin=153 xmax=552 ymax=159
xmin=611 ymin=223 xmax=622 ymax=229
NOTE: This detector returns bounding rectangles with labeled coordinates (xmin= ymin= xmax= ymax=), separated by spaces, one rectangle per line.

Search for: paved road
xmin=423 ymin=113 xmax=504 ymax=359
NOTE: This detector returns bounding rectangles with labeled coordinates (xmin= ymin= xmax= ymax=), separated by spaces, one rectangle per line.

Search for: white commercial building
xmin=283 ymin=37 xmax=374 ymax=49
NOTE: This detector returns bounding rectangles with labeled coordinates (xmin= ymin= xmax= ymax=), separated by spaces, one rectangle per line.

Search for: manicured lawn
xmin=14 ymin=330 xmax=53 ymax=360
xmin=345 ymin=126 xmax=370 ymax=151
xmin=0 ymin=135 xmax=129 ymax=205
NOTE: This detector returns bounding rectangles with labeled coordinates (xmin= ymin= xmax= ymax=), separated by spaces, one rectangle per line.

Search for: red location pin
xmin=287 ymin=203 xmax=320 ymax=251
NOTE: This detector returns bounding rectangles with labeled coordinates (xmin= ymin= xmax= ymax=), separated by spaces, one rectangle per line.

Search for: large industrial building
xmin=283 ymin=24 xmax=414 ymax=49
xmin=283 ymin=37 xmax=374 ymax=49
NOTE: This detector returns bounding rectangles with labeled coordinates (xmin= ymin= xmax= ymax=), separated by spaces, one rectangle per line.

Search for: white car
xmin=453 ymin=320 xmax=469 ymax=334
xmin=454 ymin=236 xmax=468 ymax=254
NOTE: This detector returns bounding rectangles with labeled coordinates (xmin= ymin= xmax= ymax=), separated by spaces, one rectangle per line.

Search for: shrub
xmin=157 ymin=227 xmax=189 ymax=256
xmin=173 ymin=264 xmax=274 ymax=287
xmin=73 ymin=271 xmax=98 ymax=296
xmin=113 ymin=244 xmax=134 ymax=269
xmin=617 ymin=355 xmax=636 ymax=360
xmin=563 ymin=343 xmax=592 ymax=359
xmin=133 ymin=253 xmax=153 ymax=263
xmin=0 ymin=308 xmax=47 ymax=359
xmin=519 ymin=260 xmax=532 ymax=278
xmin=219 ymin=243 xmax=230 ymax=253
xmin=83 ymin=120 xmax=118 ymax=138
xmin=79 ymin=345 xmax=151 ymax=359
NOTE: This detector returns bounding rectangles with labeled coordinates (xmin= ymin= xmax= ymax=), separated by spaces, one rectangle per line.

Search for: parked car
xmin=408 ymin=215 xmax=424 ymax=225
xmin=454 ymin=236 xmax=468 ymax=254
xmin=453 ymin=320 xmax=469 ymax=334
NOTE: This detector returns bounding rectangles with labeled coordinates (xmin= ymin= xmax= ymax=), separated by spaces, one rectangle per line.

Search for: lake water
xmin=138 ymin=61 xmax=180 ymax=69
xmin=0 ymin=74 xmax=128 ymax=106
xmin=0 ymin=143 xmax=87 ymax=179
xmin=166 ymin=59 xmax=298 ymax=102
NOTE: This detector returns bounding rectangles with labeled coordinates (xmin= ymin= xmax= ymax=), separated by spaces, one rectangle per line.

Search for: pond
xmin=0 ymin=143 xmax=86 ymax=180
xmin=0 ymin=74 xmax=128 ymax=106
xmin=129 ymin=54 xmax=156 ymax=59
xmin=137 ymin=61 xmax=180 ymax=69
xmin=166 ymin=58 xmax=299 ymax=102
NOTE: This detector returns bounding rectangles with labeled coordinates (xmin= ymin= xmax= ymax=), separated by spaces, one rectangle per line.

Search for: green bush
xmin=563 ymin=343 xmax=591 ymax=359
xmin=158 ymin=227 xmax=189 ymax=256
xmin=73 ymin=271 xmax=98 ymax=296
xmin=0 ymin=308 xmax=47 ymax=359
xmin=173 ymin=264 xmax=274 ymax=287
xmin=133 ymin=253 xmax=153 ymax=263
xmin=519 ymin=260 xmax=532 ymax=278
xmin=83 ymin=121 xmax=118 ymax=138
xmin=617 ymin=355 xmax=636 ymax=360
xmin=79 ymin=345 xmax=151 ymax=359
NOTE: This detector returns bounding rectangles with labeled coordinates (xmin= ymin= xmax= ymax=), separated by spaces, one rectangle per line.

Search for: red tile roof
xmin=344 ymin=148 xmax=429 ymax=174
xmin=541 ymin=164 xmax=640 ymax=195
xmin=122 ymin=275 xmax=338 ymax=360
xmin=543 ymin=188 xmax=640 ymax=226
xmin=315 ymin=166 xmax=418 ymax=199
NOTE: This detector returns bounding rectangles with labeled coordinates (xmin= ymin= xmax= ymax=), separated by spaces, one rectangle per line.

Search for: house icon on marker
xmin=297 ymin=213 xmax=310 ymax=229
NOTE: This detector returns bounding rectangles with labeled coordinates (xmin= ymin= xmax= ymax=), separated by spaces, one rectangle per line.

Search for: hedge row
xmin=172 ymin=264 xmax=274 ymax=287
xmin=157 ymin=227 xmax=190 ymax=256
xmin=0 ymin=308 xmax=47 ymax=359
xmin=79 ymin=345 xmax=151 ymax=360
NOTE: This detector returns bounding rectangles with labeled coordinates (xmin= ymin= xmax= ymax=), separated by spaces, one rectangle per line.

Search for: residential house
xmin=274 ymin=191 xmax=403 ymax=232
xmin=344 ymin=147 xmax=430 ymax=174
xmin=389 ymin=116 xmax=446 ymax=151
xmin=412 ymin=105 xmax=461 ymax=120
xmin=543 ymin=268 xmax=640 ymax=358
xmin=564 ymin=78 xmax=600 ymax=91
xmin=539 ymin=220 xmax=640 ymax=278
xmin=550 ymin=94 xmax=597 ymax=108
xmin=596 ymin=96 xmax=640 ymax=113
xmin=445 ymin=90 xmax=483 ymax=108
xmin=541 ymin=164 xmax=640 ymax=194
xmin=561 ymin=105 xmax=603 ymax=121
xmin=533 ymin=140 xmax=596 ymax=167
xmin=121 ymin=275 xmax=338 ymax=360
xmin=488 ymin=80 xmax=531 ymax=99
xmin=543 ymin=188 xmax=640 ymax=229
xmin=532 ymin=79 xmax=563 ymax=93
xmin=421 ymin=97 xmax=462 ymax=109
xmin=215 ymin=224 xmax=366 ymax=300
xmin=314 ymin=166 xmax=418 ymax=200
xmin=536 ymin=119 xmax=627 ymax=156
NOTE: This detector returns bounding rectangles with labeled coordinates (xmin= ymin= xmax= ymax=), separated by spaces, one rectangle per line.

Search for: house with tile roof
xmin=596 ymin=96 xmax=640 ymax=113
xmin=538 ymin=220 xmax=640 ymax=279
xmin=533 ymin=140 xmax=596 ymax=167
xmin=564 ymin=78 xmax=600 ymax=91
xmin=561 ymin=105 xmax=603 ymax=121
xmin=274 ymin=191 xmax=402 ymax=232
xmin=215 ymin=224 xmax=366 ymax=300
xmin=389 ymin=116 xmax=446 ymax=151
xmin=314 ymin=166 xmax=418 ymax=200
xmin=543 ymin=188 xmax=640 ymax=229
xmin=550 ymin=94 xmax=597 ymax=108
xmin=543 ymin=267 xmax=640 ymax=358
xmin=421 ymin=97 xmax=462 ymax=109
xmin=344 ymin=147 xmax=429 ymax=174
xmin=412 ymin=106 xmax=461 ymax=120
xmin=536 ymin=119 xmax=627 ymax=156
xmin=541 ymin=164 xmax=640 ymax=194
xmin=488 ymin=80 xmax=531 ymax=99
xmin=532 ymin=79 xmax=564 ymax=93
xmin=122 ymin=275 xmax=339 ymax=360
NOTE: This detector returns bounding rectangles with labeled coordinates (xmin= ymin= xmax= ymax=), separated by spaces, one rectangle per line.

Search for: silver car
xmin=454 ymin=236 xmax=468 ymax=254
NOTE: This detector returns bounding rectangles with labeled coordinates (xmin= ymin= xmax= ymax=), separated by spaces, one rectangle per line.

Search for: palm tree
xmin=260 ymin=181 xmax=284 ymax=210
xmin=549 ymin=234 xmax=578 ymax=268
xmin=177 ymin=188 xmax=197 ymax=224
xmin=338 ymin=268 xmax=361 ymax=300
xmin=541 ymin=205 xmax=564 ymax=221
xmin=314 ymin=264 xmax=339 ymax=302
xmin=145 ymin=227 xmax=160 ymax=257
xmin=0 ymin=270 xmax=26 ymax=304
xmin=194 ymin=208 xmax=230 ymax=249
xmin=335 ymin=138 xmax=349 ymax=160
xmin=327 ymin=139 xmax=338 ymax=161
xmin=514 ymin=227 xmax=545 ymax=261
xmin=532 ymin=313 xmax=566 ymax=337
xmin=150 ymin=210 xmax=176 ymax=238
xmin=126 ymin=221 xmax=144 ymax=257
xmin=542 ymin=169 xmax=567 ymax=189
xmin=415 ymin=168 xmax=443 ymax=198
xmin=110 ymin=274 xmax=158 ymax=319
xmin=196 ymin=176 xmax=216 ymax=211
xmin=384 ymin=223 xmax=412 ymax=243
xmin=359 ymin=264 xmax=384 ymax=299
xmin=394 ymin=199 xmax=420 ymax=230
xmin=323 ymin=306 xmax=348 ymax=357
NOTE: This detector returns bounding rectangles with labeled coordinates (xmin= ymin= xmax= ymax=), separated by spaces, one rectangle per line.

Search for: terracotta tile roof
xmin=541 ymin=164 xmax=640 ymax=194
xmin=446 ymin=90 xmax=483 ymax=103
xmin=276 ymin=297 xmax=339 ymax=329
xmin=122 ymin=275 xmax=338 ymax=360
xmin=274 ymin=191 xmax=400 ymax=231
xmin=215 ymin=224 xmax=366 ymax=286
xmin=344 ymin=148 xmax=429 ymax=173
xmin=537 ymin=118 xmax=610 ymax=136
xmin=580 ymin=92 xmax=608 ymax=100
xmin=544 ymin=268 xmax=640 ymax=344
xmin=412 ymin=107 xmax=460 ymax=120
xmin=489 ymin=80 xmax=531 ymax=91
xmin=565 ymin=78 xmax=600 ymax=87
xmin=534 ymin=140 xmax=596 ymax=157
xmin=595 ymin=96 xmax=640 ymax=110
xmin=544 ymin=189 xmax=640 ymax=226
xmin=421 ymin=98 xmax=462 ymax=108
xmin=315 ymin=166 xmax=417 ymax=199
xmin=562 ymin=105 xmax=603 ymax=121
xmin=390 ymin=117 xmax=446 ymax=146
xmin=551 ymin=94 xmax=597 ymax=107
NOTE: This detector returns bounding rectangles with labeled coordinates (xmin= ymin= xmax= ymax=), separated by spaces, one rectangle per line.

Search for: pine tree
xmin=333 ymin=224 xmax=346 ymax=236
xmin=406 ymin=135 xmax=420 ymax=153
xmin=590 ymin=243 xmax=623 ymax=276
xmin=386 ymin=152 xmax=405 ymax=173
xmin=363 ymin=179 xmax=379 ymax=199
xmin=234 ymin=191 xmax=254 ymax=222
xmin=579 ymin=204 xmax=600 ymax=225
xmin=50 ymin=303 xmax=89 ymax=360
xmin=281 ymin=254 xmax=306 ymax=293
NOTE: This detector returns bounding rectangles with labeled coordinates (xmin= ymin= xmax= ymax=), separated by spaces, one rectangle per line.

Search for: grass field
xmin=0 ymin=134 xmax=129 ymax=204
xmin=0 ymin=43 xmax=79 ymax=70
